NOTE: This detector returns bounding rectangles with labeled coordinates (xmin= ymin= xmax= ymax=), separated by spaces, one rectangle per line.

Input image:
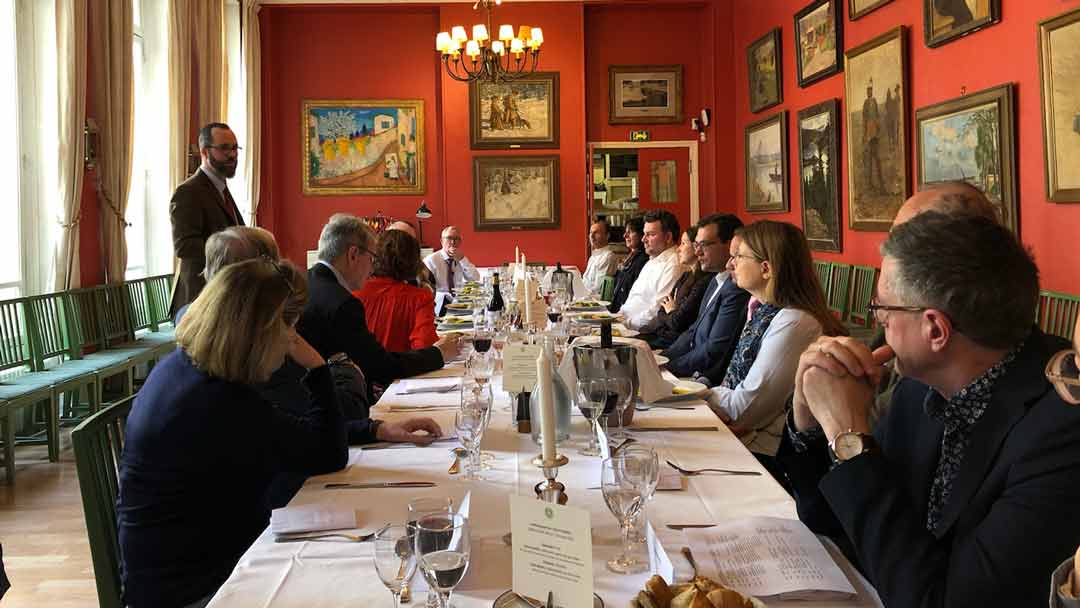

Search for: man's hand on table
xmin=793 ymin=336 xmax=893 ymax=439
xmin=375 ymin=417 xmax=444 ymax=445
xmin=435 ymin=334 xmax=463 ymax=362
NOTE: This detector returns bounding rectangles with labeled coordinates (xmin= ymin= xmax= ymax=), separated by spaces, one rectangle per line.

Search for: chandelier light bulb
xmin=451 ymin=26 xmax=468 ymax=43
xmin=435 ymin=31 xmax=452 ymax=53
xmin=465 ymin=39 xmax=481 ymax=58
xmin=472 ymin=24 xmax=489 ymax=42
xmin=491 ymin=40 xmax=505 ymax=55
xmin=530 ymin=27 xmax=544 ymax=46
xmin=509 ymin=38 xmax=524 ymax=54
xmin=498 ymin=24 xmax=514 ymax=41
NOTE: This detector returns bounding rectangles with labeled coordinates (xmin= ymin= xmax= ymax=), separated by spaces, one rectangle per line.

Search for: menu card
xmin=510 ymin=494 xmax=594 ymax=608
xmin=503 ymin=344 xmax=542 ymax=393
xmin=686 ymin=516 xmax=856 ymax=600
xmin=269 ymin=504 xmax=357 ymax=535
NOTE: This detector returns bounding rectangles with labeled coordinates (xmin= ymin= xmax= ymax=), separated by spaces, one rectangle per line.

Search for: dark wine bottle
xmin=486 ymin=273 xmax=505 ymax=325
xmin=600 ymin=320 xmax=613 ymax=348
xmin=516 ymin=392 xmax=532 ymax=433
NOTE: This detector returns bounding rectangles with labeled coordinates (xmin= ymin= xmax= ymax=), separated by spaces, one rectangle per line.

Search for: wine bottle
xmin=486 ymin=273 xmax=505 ymax=325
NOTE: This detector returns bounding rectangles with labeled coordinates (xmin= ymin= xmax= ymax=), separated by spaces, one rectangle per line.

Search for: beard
xmin=209 ymin=156 xmax=237 ymax=178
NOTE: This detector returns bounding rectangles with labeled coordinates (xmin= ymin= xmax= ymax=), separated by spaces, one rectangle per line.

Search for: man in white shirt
xmin=423 ymin=225 xmax=480 ymax=293
xmin=582 ymin=219 xmax=618 ymax=295
xmin=618 ymin=209 xmax=686 ymax=329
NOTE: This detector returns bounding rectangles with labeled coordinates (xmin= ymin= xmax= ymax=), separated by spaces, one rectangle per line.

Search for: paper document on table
xmin=270 ymin=504 xmax=357 ymax=535
xmin=686 ymin=516 xmax=856 ymax=600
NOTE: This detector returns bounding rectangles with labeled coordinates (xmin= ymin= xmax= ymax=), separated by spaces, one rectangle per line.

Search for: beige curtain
xmin=168 ymin=0 xmax=192 ymax=190
xmin=242 ymin=0 xmax=262 ymax=223
xmin=194 ymin=1 xmax=227 ymax=130
xmin=54 ymin=0 xmax=87 ymax=291
xmin=89 ymin=0 xmax=134 ymax=285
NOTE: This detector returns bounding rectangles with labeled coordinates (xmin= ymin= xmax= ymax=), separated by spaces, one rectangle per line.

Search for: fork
xmin=274 ymin=531 xmax=376 ymax=543
xmin=666 ymin=460 xmax=761 ymax=476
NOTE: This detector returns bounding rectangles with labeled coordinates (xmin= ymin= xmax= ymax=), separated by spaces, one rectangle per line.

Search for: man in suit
xmin=780 ymin=212 xmax=1080 ymax=605
xmin=423 ymin=225 xmax=481 ymax=294
xmin=664 ymin=214 xmax=749 ymax=381
xmin=169 ymin=122 xmax=246 ymax=318
xmin=299 ymin=214 xmax=460 ymax=390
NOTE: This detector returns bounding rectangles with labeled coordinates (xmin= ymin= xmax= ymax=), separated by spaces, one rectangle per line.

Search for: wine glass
xmin=606 ymin=377 xmax=633 ymax=440
xmin=455 ymin=402 xmax=490 ymax=480
xmin=601 ymin=453 xmax=658 ymax=574
xmin=617 ymin=443 xmax=660 ymax=544
xmin=575 ymin=379 xmax=606 ymax=456
xmin=472 ymin=327 xmax=493 ymax=355
xmin=461 ymin=380 xmax=496 ymax=468
xmin=406 ymin=498 xmax=454 ymax=608
xmin=373 ymin=524 xmax=418 ymax=607
xmin=415 ymin=513 xmax=470 ymax=608
xmin=466 ymin=350 xmax=494 ymax=387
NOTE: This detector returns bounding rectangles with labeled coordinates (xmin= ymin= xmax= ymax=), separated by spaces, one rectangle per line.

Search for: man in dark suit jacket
xmin=169 ymin=122 xmax=245 ymax=318
xmin=298 ymin=214 xmax=460 ymax=389
xmin=781 ymin=212 xmax=1080 ymax=606
xmin=664 ymin=214 xmax=748 ymax=380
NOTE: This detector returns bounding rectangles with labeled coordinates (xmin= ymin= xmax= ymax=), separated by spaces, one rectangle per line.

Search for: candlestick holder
xmin=532 ymin=453 xmax=569 ymax=505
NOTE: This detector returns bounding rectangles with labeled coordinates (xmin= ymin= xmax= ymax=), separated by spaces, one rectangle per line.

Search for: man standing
xmin=169 ymin=122 xmax=245 ymax=318
xmin=862 ymin=83 xmax=885 ymax=195
xmin=423 ymin=226 xmax=480 ymax=294
xmin=618 ymin=209 xmax=686 ymax=330
xmin=582 ymin=219 xmax=618 ymax=296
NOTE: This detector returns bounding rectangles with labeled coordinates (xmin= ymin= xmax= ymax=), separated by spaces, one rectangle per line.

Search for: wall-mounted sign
xmin=630 ymin=130 xmax=650 ymax=142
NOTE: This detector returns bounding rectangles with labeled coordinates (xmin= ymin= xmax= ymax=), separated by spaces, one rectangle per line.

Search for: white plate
xmin=654 ymin=353 xmax=670 ymax=367
xmin=571 ymin=313 xmax=620 ymax=325
xmin=652 ymin=379 xmax=709 ymax=403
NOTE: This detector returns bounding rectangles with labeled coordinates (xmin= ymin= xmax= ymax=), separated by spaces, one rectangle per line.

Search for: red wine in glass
xmin=473 ymin=338 xmax=492 ymax=353
xmin=547 ymin=311 xmax=562 ymax=324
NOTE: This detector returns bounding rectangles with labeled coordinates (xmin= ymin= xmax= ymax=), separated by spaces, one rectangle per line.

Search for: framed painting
xmin=915 ymin=84 xmax=1017 ymax=232
xmin=651 ymin=160 xmax=678 ymax=203
xmin=850 ymin=0 xmax=893 ymax=21
xmin=798 ymin=100 xmax=842 ymax=251
xmin=469 ymin=72 xmax=559 ymax=149
xmin=608 ymin=65 xmax=683 ymax=124
xmin=844 ymin=26 xmax=909 ymax=231
xmin=473 ymin=156 xmax=560 ymax=231
xmin=747 ymin=29 xmax=782 ymax=113
xmin=302 ymin=100 xmax=424 ymax=196
xmin=1038 ymin=7 xmax=1080 ymax=202
xmin=924 ymin=0 xmax=1000 ymax=48
xmin=795 ymin=0 xmax=843 ymax=88
xmin=745 ymin=110 xmax=789 ymax=214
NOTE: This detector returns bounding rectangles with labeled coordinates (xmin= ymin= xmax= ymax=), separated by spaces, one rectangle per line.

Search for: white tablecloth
xmin=480 ymin=266 xmax=590 ymax=301
xmin=208 ymin=366 xmax=882 ymax=608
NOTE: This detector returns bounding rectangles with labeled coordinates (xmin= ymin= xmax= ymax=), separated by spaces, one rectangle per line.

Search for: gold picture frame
xmin=608 ymin=65 xmax=683 ymax=124
xmin=1038 ymin=7 xmax=1080 ymax=203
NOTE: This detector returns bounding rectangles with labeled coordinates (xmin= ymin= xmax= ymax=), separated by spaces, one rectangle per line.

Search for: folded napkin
xmin=557 ymin=336 xmax=675 ymax=404
xmin=395 ymin=380 xmax=459 ymax=395
xmin=270 ymin=504 xmax=357 ymax=535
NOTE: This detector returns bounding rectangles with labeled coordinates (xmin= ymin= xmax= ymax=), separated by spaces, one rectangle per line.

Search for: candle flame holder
xmin=532 ymin=453 xmax=569 ymax=505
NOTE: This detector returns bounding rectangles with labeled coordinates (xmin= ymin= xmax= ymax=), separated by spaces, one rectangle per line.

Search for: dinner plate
xmin=445 ymin=303 xmax=472 ymax=311
xmin=652 ymin=379 xmax=709 ymax=404
xmin=571 ymin=312 xmax=620 ymax=325
xmin=567 ymin=300 xmax=610 ymax=311
xmin=493 ymin=590 xmax=603 ymax=608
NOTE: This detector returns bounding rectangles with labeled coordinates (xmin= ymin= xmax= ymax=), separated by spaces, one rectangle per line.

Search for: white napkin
xmin=270 ymin=504 xmax=357 ymax=535
xmin=557 ymin=336 xmax=675 ymax=404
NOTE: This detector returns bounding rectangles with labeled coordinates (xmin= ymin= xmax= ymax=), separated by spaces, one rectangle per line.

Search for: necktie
xmin=447 ymin=258 xmax=456 ymax=293
xmin=222 ymin=186 xmax=242 ymax=226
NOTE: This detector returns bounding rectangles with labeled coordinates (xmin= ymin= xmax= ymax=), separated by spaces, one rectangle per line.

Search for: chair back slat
xmin=1039 ymin=290 xmax=1080 ymax=341
xmin=69 ymin=288 xmax=106 ymax=353
xmin=72 ymin=395 xmax=135 ymax=608
xmin=26 ymin=292 xmax=80 ymax=364
xmin=0 ymin=298 xmax=33 ymax=372
xmin=125 ymin=279 xmax=153 ymax=333
xmin=813 ymin=260 xmax=833 ymax=302
xmin=828 ymin=264 xmax=852 ymax=320
xmin=847 ymin=265 xmax=879 ymax=328
xmin=97 ymin=285 xmax=135 ymax=347
xmin=600 ymin=275 xmax=616 ymax=302
xmin=146 ymin=274 xmax=174 ymax=328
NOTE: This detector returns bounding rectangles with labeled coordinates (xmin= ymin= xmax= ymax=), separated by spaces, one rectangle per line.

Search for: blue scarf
xmin=721 ymin=302 xmax=782 ymax=389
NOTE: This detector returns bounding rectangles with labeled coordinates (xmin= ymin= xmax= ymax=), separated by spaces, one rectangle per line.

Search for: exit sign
xmin=630 ymin=130 xmax=650 ymax=142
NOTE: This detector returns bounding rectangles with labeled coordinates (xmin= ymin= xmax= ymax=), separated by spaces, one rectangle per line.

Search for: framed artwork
xmin=302 ymin=99 xmax=424 ymax=195
xmin=1038 ymin=7 xmax=1080 ymax=203
xmin=745 ymin=111 xmax=789 ymax=214
xmin=915 ymin=84 xmax=1017 ymax=232
xmin=844 ymin=26 xmax=909 ymax=232
xmin=473 ymin=156 xmax=560 ymax=231
xmin=651 ymin=160 xmax=678 ymax=203
xmin=747 ymin=29 xmax=782 ymax=113
xmin=798 ymin=100 xmax=842 ymax=252
xmin=469 ymin=72 xmax=559 ymax=149
xmin=849 ymin=0 xmax=893 ymax=21
xmin=795 ymin=0 xmax=843 ymax=88
xmin=608 ymin=65 xmax=683 ymax=124
xmin=924 ymin=0 xmax=1001 ymax=48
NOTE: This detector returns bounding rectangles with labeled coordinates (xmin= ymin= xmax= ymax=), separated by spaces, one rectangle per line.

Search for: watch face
xmin=834 ymin=433 xmax=865 ymax=460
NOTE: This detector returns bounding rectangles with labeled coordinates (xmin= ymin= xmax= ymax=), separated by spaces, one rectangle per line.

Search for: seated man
xmin=664 ymin=214 xmax=749 ymax=380
xmin=423 ymin=225 xmax=480 ymax=293
xmin=618 ymin=209 xmax=686 ymax=330
xmin=582 ymin=219 xmax=618 ymax=296
xmin=781 ymin=212 xmax=1080 ymax=606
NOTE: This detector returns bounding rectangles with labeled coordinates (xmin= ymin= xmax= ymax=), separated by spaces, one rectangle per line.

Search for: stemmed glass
xmin=606 ymin=377 xmax=633 ymax=440
xmin=618 ymin=443 xmax=660 ymax=544
xmin=466 ymin=349 xmax=494 ymax=388
xmin=406 ymin=498 xmax=454 ymax=608
xmin=373 ymin=524 xmax=418 ymax=607
xmin=455 ymin=400 xmax=491 ymax=480
xmin=575 ymin=379 xmax=606 ymax=456
xmin=601 ymin=452 xmax=659 ymax=574
xmin=415 ymin=513 xmax=470 ymax=608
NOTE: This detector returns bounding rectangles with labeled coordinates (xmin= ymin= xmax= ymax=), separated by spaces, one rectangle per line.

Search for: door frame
xmin=587 ymin=139 xmax=700 ymax=225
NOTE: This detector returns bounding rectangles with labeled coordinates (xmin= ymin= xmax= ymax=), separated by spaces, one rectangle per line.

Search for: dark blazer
xmin=778 ymin=330 xmax=1080 ymax=607
xmin=608 ymin=249 xmax=648 ymax=313
xmin=639 ymin=269 xmax=716 ymax=350
xmin=664 ymin=274 xmax=749 ymax=379
xmin=117 ymin=351 xmax=346 ymax=608
xmin=298 ymin=264 xmax=444 ymax=386
xmin=169 ymin=169 xmax=244 ymax=317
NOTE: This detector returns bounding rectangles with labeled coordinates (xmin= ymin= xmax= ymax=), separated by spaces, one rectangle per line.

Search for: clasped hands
xmin=793 ymin=336 xmax=894 ymax=441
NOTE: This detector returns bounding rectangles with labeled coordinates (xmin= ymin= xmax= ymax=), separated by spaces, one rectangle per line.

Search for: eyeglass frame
xmin=206 ymin=143 xmax=243 ymax=153
xmin=729 ymin=252 xmax=762 ymax=263
xmin=1045 ymin=349 xmax=1080 ymax=405
xmin=692 ymin=238 xmax=723 ymax=250
xmin=261 ymin=255 xmax=295 ymax=296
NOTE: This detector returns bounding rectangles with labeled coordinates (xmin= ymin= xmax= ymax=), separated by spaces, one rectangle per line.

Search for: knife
xmin=629 ymin=426 xmax=720 ymax=432
xmin=666 ymin=523 xmax=718 ymax=530
xmin=324 ymin=481 xmax=437 ymax=489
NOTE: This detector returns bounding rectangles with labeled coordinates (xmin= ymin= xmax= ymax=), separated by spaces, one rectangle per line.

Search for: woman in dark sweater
xmin=608 ymin=216 xmax=648 ymax=312
xmin=117 ymin=259 xmax=347 ymax=608
xmin=638 ymin=224 xmax=716 ymax=349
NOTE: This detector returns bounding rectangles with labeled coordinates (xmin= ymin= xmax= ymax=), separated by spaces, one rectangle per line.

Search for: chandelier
xmin=435 ymin=0 xmax=544 ymax=84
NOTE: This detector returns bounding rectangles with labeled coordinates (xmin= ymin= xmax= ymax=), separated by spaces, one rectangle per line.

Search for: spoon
xmin=448 ymin=447 xmax=468 ymax=474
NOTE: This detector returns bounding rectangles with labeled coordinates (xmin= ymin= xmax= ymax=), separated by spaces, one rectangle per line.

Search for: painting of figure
xmin=1039 ymin=7 xmax=1080 ymax=202
xmin=609 ymin=65 xmax=683 ymax=124
xmin=473 ymin=156 xmax=560 ymax=230
xmin=745 ymin=111 xmax=789 ymax=213
xmin=651 ymin=160 xmax=678 ymax=203
xmin=747 ymin=29 xmax=782 ymax=113
xmin=844 ymin=27 xmax=908 ymax=231
xmin=924 ymin=0 xmax=1000 ymax=47
xmin=470 ymin=73 xmax=559 ymax=149
xmin=795 ymin=0 xmax=842 ymax=88
xmin=303 ymin=99 xmax=424 ymax=195
xmin=799 ymin=100 xmax=841 ymax=251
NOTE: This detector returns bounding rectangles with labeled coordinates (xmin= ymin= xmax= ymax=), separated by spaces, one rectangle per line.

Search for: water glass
xmin=455 ymin=404 xmax=490 ymax=480
xmin=601 ymin=453 xmax=659 ymax=574
xmin=617 ymin=444 xmax=660 ymax=544
xmin=406 ymin=498 xmax=454 ymax=608
xmin=575 ymin=379 xmax=606 ymax=456
xmin=466 ymin=350 xmax=494 ymax=386
xmin=373 ymin=524 xmax=418 ymax=607
xmin=415 ymin=513 xmax=471 ymax=608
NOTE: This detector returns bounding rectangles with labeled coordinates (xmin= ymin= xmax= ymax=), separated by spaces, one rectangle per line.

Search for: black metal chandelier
xmin=435 ymin=0 xmax=544 ymax=84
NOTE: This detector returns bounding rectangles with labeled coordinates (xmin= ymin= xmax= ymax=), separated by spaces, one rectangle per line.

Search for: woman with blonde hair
xmin=705 ymin=220 xmax=845 ymax=462
xmin=118 ymin=258 xmax=346 ymax=608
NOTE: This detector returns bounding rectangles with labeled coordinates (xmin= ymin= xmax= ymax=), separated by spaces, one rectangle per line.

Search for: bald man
xmin=893 ymin=180 xmax=1000 ymax=227
xmin=387 ymin=221 xmax=417 ymax=239
xmin=423 ymin=226 xmax=480 ymax=293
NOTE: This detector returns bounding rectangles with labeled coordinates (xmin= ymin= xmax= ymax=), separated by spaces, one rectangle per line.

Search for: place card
xmin=646 ymin=521 xmax=675 ymax=583
xmin=503 ymin=344 xmax=542 ymax=393
xmin=510 ymin=494 xmax=594 ymax=608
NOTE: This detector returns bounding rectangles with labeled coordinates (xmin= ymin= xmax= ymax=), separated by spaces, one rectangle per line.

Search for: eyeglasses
xmin=867 ymin=297 xmax=926 ymax=324
xmin=442 ymin=236 xmax=462 ymax=243
xmin=1046 ymin=349 xmax=1080 ymax=405
xmin=692 ymin=238 xmax=721 ymax=250
xmin=352 ymin=244 xmax=378 ymax=263
xmin=207 ymin=144 xmax=243 ymax=153
xmin=262 ymin=255 xmax=295 ymax=295
xmin=730 ymin=252 xmax=761 ymax=263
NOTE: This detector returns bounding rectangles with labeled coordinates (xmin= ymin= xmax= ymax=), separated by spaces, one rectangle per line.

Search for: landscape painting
xmin=747 ymin=29 xmax=782 ymax=113
xmin=799 ymin=100 xmax=842 ymax=251
xmin=850 ymin=0 xmax=893 ymax=20
xmin=473 ymin=156 xmax=560 ymax=230
xmin=924 ymin=0 xmax=1000 ymax=48
xmin=844 ymin=27 xmax=909 ymax=231
xmin=795 ymin=0 xmax=842 ymax=88
xmin=745 ymin=111 xmax=789 ymax=213
xmin=609 ymin=65 xmax=683 ymax=124
xmin=1039 ymin=7 xmax=1080 ymax=202
xmin=469 ymin=72 xmax=559 ymax=149
xmin=916 ymin=84 xmax=1016 ymax=232
xmin=302 ymin=100 xmax=424 ymax=195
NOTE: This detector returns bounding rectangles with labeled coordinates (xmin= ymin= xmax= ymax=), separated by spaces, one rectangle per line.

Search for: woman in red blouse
xmin=353 ymin=230 xmax=438 ymax=351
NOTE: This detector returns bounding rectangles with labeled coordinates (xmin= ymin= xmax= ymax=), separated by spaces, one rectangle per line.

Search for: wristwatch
xmin=828 ymin=429 xmax=878 ymax=464
xmin=327 ymin=352 xmax=351 ymax=366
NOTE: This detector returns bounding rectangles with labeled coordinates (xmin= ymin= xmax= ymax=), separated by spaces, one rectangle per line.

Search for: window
xmin=0 ymin=0 xmax=19 ymax=299
xmin=225 ymin=0 xmax=249 ymax=225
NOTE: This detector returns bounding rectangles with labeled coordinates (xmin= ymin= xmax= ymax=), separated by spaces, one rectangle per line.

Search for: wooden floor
xmin=0 ymin=430 xmax=99 ymax=608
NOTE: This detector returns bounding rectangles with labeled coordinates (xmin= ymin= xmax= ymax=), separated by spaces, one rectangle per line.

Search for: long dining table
xmin=207 ymin=362 xmax=883 ymax=608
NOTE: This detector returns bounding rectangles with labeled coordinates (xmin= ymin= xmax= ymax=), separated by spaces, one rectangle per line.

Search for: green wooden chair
xmin=813 ymin=260 xmax=834 ymax=303
xmin=72 ymin=394 xmax=135 ymax=608
xmin=600 ymin=275 xmax=616 ymax=302
xmin=846 ymin=265 xmax=879 ymax=329
xmin=67 ymin=287 xmax=141 ymax=408
xmin=145 ymin=274 xmax=176 ymax=335
xmin=0 ymin=297 xmax=56 ymax=481
xmin=25 ymin=291 xmax=102 ymax=425
xmin=828 ymin=263 xmax=852 ymax=321
xmin=1038 ymin=290 xmax=1080 ymax=341
xmin=120 ymin=281 xmax=174 ymax=362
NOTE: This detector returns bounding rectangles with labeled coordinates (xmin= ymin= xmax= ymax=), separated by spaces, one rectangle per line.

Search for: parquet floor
xmin=0 ymin=431 xmax=98 ymax=607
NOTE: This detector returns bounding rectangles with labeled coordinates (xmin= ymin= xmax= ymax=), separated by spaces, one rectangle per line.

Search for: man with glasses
xmin=779 ymin=212 xmax=1080 ymax=606
xmin=169 ymin=122 xmax=247 ymax=317
xmin=423 ymin=225 xmax=480 ymax=294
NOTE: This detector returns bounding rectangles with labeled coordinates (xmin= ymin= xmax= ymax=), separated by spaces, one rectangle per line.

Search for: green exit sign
xmin=630 ymin=130 xmax=650 ymax=142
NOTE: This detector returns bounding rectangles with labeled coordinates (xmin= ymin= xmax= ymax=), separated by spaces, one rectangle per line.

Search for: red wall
xmin=728 ymin=0 xmax=1080 ymax=294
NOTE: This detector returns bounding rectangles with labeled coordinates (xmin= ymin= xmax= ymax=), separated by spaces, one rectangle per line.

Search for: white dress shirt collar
xmin=317 ymin=260 xmax=350 ymax=291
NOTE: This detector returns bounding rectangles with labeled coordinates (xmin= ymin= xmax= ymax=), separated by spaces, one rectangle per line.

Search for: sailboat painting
xmin=745 ymin=110 xmax=789 ymax=213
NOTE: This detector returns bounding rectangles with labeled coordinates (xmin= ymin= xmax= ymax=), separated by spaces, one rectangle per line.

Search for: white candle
xmin=515 ymin=246 xmax=520 ymax=266
xmin=536 ymin=348 xmax=557 ymax=462
xmin=523 ymin=273 xmax=532 ymax=328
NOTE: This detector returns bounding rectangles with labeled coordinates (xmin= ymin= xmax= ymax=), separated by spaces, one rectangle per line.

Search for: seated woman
xmin=637 ymin=224 xmax=715 ymax=350
xmin=117 ymin=259 xmax=347 ymax=608
xmin=704 ymin=221 xmax=846 ymax=461
xmin=607 ymin=216 xmax=648 ymax=312
xmin=354 ymin=230 xmax=438 ymax=352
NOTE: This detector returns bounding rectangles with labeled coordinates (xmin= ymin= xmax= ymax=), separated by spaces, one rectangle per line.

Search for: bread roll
xmin=636 ymin=590 xmax=661 ymax=608
xmin=705 ymin=588 xmax=753 ymax=608
xmin=645 ymin=575 xmax=674 ymax=608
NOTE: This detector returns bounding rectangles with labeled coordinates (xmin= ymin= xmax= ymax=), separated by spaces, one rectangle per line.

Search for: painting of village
xmin=795 ymin=0 xmax=842 ymax=87
xmin=470 ymin=73 xmax=559 ymax=149
xmin=303 ymin=100 xmax=424 ymax=195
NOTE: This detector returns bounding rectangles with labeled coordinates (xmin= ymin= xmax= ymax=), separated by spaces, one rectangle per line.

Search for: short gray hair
xmin=204 ymin=226 xmax=280 ymax=281
xmin=317 ymin=213 xmax=373 ymax=262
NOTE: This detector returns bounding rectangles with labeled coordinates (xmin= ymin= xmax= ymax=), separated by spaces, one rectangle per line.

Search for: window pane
xmin=0 ymin=0 xmax=20 ymax=292
xmin=225 ymin=0 xmax=248 ymax=224
xmin=126 ymin=37 xmax=146 ymax=278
